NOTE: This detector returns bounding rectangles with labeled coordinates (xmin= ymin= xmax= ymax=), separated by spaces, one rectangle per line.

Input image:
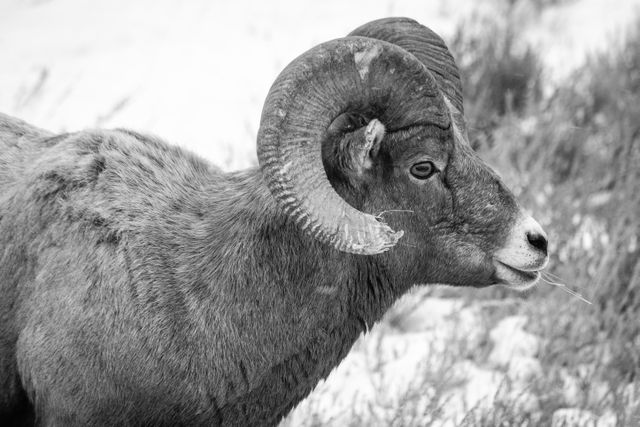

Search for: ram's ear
xmin=340 ymin=118 xmax=386 ymax=176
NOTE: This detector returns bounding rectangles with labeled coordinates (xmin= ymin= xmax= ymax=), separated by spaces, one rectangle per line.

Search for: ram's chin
xmin=493 ymin=261 xmax=541 ymax=291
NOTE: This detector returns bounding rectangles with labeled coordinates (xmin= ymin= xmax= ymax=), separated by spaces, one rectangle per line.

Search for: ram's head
xmin=258 ymin=18 xmax=548 ymax=289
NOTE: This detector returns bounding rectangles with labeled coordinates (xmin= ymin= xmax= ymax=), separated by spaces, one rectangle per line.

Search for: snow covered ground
xmin=283 ymin=296 xmax=544 ymax=426
xmin=1 ymin=0 xmax=639 ymax=170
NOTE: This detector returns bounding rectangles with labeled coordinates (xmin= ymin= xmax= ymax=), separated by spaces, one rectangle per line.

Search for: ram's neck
xmin=186 ymin=168 xmax=405 ymax=422
xmin=199 ymin=168 xmax=403 ymax=330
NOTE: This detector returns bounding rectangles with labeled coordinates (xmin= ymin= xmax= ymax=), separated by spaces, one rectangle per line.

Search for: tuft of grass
xmin=472 ymin=10 xmax=640 ymax=423
xmin=450 ymin=5 xmax=543 ymax=151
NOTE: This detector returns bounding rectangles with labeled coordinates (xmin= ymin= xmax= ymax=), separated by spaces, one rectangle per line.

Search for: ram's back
xmin=0 ymin=112 xmax=224 ymax=308
xmin=0 ymin=113 xmax=218 ymax=267
xmin=0 ymin=113 xmax=55 ymax=194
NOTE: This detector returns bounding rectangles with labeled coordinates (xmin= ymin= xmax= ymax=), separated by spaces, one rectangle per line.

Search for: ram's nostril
xmin=526 ymin=231 xmax=548 ymax=254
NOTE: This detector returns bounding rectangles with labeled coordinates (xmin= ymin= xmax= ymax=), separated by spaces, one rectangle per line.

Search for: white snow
xmin=488 ymin=315 xmax=540 ymax=367
xmin=283 ymin=297 xmax=549 ymax=426
xmin=551 ymin=408 xmax=598 ymax=427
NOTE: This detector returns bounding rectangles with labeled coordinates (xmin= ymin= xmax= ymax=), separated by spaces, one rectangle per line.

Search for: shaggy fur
xmin=0 ymin=114 xmax=403 ymax=426
xmin=0 ymin=102 xmax=518 ymax=426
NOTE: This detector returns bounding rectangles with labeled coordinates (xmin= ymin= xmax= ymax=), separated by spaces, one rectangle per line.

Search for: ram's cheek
xmin=422 ymin=236 xmax=492 ymax=284
xmin=425 ymin=180 xmax=453 ymax=223
xmin=447 ymin=241 xmax=488 ymax=272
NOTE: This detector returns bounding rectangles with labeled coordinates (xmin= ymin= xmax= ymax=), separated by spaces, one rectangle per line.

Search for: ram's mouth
xmin=493 ymin=260 xmax=541 ymax=290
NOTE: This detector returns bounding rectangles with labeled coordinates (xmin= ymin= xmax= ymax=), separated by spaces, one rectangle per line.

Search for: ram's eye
xmin=410 ymin=161 xmax=437 ymax=180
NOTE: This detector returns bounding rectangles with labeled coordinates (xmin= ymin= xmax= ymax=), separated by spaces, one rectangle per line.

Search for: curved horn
xmin=257 ymin=37 xmax=449 ymax=255
xmin=349 ymin=17 xmax=464 ymax=116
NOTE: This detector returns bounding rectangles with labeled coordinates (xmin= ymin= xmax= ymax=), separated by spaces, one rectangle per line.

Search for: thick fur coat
xmin=0 ymin=114 xmax=406 ymax=425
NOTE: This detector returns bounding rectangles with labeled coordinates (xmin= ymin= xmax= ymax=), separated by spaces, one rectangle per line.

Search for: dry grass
xmin=461 ymin=8 xmax=640 ymax=424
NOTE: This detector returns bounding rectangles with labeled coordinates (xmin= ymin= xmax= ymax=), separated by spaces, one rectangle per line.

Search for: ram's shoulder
xmin=0 ymin=128 xmax=223 ymax=240
xmin=22 ymin=128 xmax=218 ymax=197
xmin=109 ymin=128 xmax=222 ymax=179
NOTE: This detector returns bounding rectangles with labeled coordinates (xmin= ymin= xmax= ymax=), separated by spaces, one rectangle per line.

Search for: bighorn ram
xmin=0 ymin=18 xmax=548 ymax=426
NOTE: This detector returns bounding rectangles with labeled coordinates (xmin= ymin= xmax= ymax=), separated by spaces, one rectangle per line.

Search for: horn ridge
xmin=257 ymin=37 xmax=448 ymax=254
xmin=349 ymin=17 xmax=465 ymax=114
